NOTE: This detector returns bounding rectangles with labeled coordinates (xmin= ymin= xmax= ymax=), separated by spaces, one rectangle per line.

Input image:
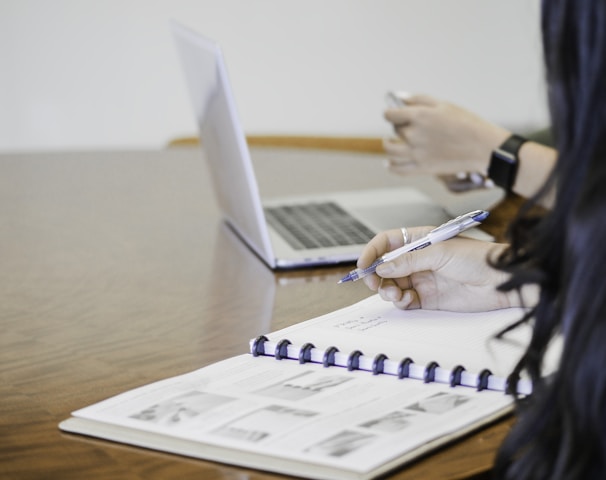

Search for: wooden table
xmin=0 ymin=144 xmax=520 ymax=479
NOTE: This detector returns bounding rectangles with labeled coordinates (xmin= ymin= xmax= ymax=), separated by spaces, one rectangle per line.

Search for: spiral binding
xmin=252 ymin=336 xmax=518 ymax=394
xmin=397 ymin=357 xmax=413 ymax=379
xmin=274 ymin=339 xmax=291 ymax=360
xmin=423 ymin=361 xmax=439 ymax=383
xmin=476 ymin=369 xmax=492 ymax=391
xmin=322 ymin=346 xmax=339 ymax=367
xmin=251 ymin=335 xmax=268 ymax=357
xmin=450 ymin=365 xmax=466 ymax=387
xmin=298 ymin=343 xmax=315 ymax=364
xmin=347 ymin=350 xmax=363 ymax=371
xmin=372 ymin=353 xmax=388 ymax=375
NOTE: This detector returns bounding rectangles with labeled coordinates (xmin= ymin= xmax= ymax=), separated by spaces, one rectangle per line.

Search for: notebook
xmin=170 ymin=21 xmax=452 ymax=269
xmin=59 ymin=295 xmax=561 ymax=479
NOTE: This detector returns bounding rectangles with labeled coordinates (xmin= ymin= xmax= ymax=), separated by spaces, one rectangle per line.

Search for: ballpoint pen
xmin=338 ymin=209 xmax=489 ymax=284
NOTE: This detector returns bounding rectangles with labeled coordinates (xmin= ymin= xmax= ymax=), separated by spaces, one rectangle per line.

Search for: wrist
xmin=487 ymin=134 xmax=528 ymax=192
xmin=514 ymin=141 xmax=558 ymax=205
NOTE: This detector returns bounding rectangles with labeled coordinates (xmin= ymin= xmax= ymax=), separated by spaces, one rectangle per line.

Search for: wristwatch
xmin=488 ymin=134 xmax=527 ymax=192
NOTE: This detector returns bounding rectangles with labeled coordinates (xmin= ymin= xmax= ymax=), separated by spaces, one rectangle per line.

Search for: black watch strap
xmin=488 ymin=134 xmax=527 ymax=192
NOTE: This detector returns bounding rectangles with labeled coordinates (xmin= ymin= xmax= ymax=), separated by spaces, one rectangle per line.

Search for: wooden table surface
xmin=0 ymin=145 xmax=521 ymax=479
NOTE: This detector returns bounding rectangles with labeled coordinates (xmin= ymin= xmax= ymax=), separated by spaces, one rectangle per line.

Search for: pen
xmin=385 ymin=91 xmax=410 ymax=108
xmin=338 ymin=209 xmax=489 ymax=284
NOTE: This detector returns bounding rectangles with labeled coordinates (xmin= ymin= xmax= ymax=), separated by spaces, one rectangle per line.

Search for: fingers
xmin=384 ymin=132 xmax=423 ymax=169
xmin=358 ymin=227 xmax=434 ymax=290
xmin=378 ymin=279 xmax=404 ymax=302
xmin=383 ymin=138 xmax=417 ymax=172
xmin=358 ymin=229 xmax=407 ymax=291
xmin=357 ymin=228 xmax=404 ymax=275
xmin=375 ymin=239 xmax=444 ymax=279
xmin=358 ymin=226 xmax=432 ymax=269
xmin=377 ymin=278 xmax=421 ymax=310
xmin=383 ymin=94 xmax=438 ymax=125
xmin=384 ymin=107 xmax=415 ymax=127
xmin=384 ymin=93 xmax=438 ymax=112
xmin=383 ymin=137 xmax=409 ymax=157
xmin=393 ymin=289 xmax=421 ymax=310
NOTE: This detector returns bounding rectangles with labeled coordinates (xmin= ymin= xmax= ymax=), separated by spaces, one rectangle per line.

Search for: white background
xmin=0 ymin=0 xmax=547 ymax=152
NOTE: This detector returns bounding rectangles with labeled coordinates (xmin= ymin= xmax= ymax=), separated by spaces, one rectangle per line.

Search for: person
xmin=358 ymin=0 xmax=606 ymax=477
xmin=383 ymin=94 xmax=558 ymax=208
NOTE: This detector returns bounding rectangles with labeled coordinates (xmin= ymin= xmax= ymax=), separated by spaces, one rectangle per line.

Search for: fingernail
xmin=401 ymin=290 xmax=412 ymax=306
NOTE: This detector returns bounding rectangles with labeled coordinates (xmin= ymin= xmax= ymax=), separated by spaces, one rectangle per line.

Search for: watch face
xmin=493 ymin=148 xmax=517 ymax=165
xmin=488 ymin=149 xmax=518 ymax=191
xmin=488 ymin=134 xmax=526 ymax=191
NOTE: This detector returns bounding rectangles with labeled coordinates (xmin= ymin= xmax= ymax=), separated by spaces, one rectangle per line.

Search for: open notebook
xmin=171 ymin=21 xmax=453 ymax=269
xmin=60 ymin=295 xmax=562 ymax=480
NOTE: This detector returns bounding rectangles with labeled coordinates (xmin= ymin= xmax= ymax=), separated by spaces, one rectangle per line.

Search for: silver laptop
xmin=171 ymin=21 xmax=449 ymax=269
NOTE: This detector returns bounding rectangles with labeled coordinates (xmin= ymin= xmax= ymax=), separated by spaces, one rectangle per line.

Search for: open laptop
xmin=171 ymin=21 xmax=450 ymax=269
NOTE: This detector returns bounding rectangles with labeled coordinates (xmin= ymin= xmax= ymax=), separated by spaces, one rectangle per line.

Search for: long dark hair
xmin=494 ymin=0 xmax=606 ymax=478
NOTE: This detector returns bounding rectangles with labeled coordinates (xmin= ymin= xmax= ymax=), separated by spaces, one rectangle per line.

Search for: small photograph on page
xmin=305 ymin=430 xmax=376 ymax=458
xmin=255 ymin=371 xmax=353 ymax=401
xmin=405 ymin=392 xmax=470 ymax=415
xmin=129 ymin=391 xmax=233 ymax=426
xmin=358 ymin=410 xmax=414 ymax=433
xmin=212 ymin=405 xmax=318 ymax=443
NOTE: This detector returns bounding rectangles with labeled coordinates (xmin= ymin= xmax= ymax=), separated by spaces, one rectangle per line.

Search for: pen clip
xmin=430 ymin=210 xmax=486 ymax=234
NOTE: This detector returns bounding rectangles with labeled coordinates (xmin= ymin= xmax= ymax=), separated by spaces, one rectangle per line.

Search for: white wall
xmin=0 ymin=0 xmax=547 ymax=152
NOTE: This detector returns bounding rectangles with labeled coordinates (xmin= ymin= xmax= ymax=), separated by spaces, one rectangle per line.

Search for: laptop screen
xmin=171 ymin=21 xmax=276 ymax=267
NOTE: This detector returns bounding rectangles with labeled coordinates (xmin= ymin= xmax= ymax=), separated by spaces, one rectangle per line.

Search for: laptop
xmin=171 ymin=21 xmax=450 ymax=269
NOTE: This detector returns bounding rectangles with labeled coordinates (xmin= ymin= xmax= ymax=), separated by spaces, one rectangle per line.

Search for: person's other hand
xmin=383 ymin=94 xmax=511 ymax=175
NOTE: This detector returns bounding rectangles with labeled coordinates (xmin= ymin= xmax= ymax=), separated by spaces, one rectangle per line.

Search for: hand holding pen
xmin=339 ymin=210 xmax=489 ymax=284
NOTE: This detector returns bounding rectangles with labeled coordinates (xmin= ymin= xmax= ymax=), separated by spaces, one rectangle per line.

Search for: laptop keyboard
xmin=264 ymin=202 xmax=375 ymax=250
